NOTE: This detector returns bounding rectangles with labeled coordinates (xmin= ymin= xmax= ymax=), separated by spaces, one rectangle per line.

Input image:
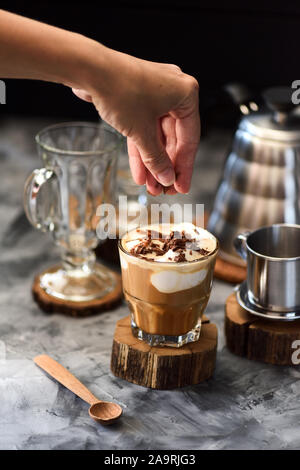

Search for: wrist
xmin=73 ymin=39 xmax=143 ymax=101
xmin=59 ymin=34 xmax=112 ymax=92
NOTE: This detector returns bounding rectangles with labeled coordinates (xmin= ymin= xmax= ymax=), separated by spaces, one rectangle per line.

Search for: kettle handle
xmin=224 ymin=82 xmax=259 ymax=115
xmin=234 ymin=231 xmax=250 ymax=261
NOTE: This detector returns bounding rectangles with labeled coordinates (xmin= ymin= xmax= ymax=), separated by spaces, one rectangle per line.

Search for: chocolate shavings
xmin=129 ymin=230 xmax=210 ymax=263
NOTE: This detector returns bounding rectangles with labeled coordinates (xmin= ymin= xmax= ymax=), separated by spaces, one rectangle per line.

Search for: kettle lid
xmin=240 ymin=87 xmax=300 ymax=142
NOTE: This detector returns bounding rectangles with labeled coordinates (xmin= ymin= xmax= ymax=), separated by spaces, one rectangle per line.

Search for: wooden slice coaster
xmin=202 ymin=212 xmax=247 ymax=284
xmin=32 ymin=267 xmax=123 ymax=317
xmin=214 ymin=257 xmax=247 ymax=284
xmin=225 ymin=293 xmax=300 ymax=365
xmin=111 ymin=315 xmax=217 ymax=389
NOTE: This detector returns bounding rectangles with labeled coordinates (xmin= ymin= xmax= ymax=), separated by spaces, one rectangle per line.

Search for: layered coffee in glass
xmin=118 ymin=223 xmax=218 ymax=347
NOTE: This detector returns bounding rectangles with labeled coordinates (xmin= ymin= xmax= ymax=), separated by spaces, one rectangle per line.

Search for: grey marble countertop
xmin=0 ymin=116 xmax=299 ymax=451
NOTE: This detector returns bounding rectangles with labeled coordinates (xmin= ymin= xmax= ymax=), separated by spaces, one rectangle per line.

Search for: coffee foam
xmin=121 ymin=222 xmax=217 ymax=262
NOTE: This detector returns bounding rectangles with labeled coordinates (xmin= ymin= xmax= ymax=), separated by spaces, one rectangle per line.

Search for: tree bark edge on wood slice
xmin=111 ymin=315 xmax=218 ymax=389
xmin=225 ymin=292 xmax=300 ymax=365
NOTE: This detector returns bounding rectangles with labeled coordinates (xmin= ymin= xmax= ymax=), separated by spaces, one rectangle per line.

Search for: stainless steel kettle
xmin=208 ymin=86 xmax=300 ymax=266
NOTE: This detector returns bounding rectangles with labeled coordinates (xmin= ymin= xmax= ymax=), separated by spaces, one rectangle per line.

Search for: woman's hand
xmin=72 ymin=50 xmax=200 ymax=195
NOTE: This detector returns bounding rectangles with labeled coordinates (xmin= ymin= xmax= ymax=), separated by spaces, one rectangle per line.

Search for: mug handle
xmin=24 ymin=168 xmax=56 ymax=232
xmin=234 ymin=231 xmax=250 ymax=260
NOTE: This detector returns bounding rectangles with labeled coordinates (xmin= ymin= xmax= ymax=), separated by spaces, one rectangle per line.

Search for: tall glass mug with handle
xmin=24 ymin=122 xmax=120 ymax=302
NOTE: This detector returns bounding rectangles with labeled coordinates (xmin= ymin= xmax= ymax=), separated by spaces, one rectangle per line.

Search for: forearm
xmin=0 ymin=9 xmax=109 ymax=90
xmin=0 ymin=10 xmax=200 ymax=194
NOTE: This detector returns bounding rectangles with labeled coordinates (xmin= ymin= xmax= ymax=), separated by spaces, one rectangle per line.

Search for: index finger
xmin=173 ymin=107 xmax=200 ymax=194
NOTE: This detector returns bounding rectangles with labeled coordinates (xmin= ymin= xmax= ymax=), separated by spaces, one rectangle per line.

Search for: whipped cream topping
xmin=121 ymin=223 xmax=217 ymax=263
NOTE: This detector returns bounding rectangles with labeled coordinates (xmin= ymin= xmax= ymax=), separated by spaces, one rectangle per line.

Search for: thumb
xmin=135 ymin=122 xmax=175 ymax=187
xmin=71 ymin=88 xmax=93 ymax=103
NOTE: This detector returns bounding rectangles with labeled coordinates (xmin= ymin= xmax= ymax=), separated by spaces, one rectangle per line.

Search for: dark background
xmin=1 ymin=0 xmax=299 ymax=130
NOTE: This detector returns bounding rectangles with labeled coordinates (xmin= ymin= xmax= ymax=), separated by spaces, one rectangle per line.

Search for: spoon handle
xmin=34 ymin=354 xmax=99 ymax=406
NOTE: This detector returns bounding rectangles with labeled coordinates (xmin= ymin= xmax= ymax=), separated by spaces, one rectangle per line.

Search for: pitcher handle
xmin=24 ymin=168 xmax=55 ymax=232
xmin=234 ymin=231 xmax=250 ymax=260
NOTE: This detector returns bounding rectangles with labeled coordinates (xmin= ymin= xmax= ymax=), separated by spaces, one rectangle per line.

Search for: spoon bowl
xmin=89 ymin=401 xmax=123 ymax=424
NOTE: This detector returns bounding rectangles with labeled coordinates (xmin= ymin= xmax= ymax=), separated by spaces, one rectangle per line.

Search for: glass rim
xmin=35 ymin=121 xmax=121 ymax=156
xmin=118 ymin=227 xmax=219 ymax=266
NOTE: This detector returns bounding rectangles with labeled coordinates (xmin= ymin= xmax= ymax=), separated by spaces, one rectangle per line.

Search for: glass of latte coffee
xmin=118 ymin=223 xmax=218 ymax=347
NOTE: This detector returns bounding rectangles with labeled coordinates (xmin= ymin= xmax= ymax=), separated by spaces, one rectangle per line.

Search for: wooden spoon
xmin=34 ymin=354 xmax=122 ymax=425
